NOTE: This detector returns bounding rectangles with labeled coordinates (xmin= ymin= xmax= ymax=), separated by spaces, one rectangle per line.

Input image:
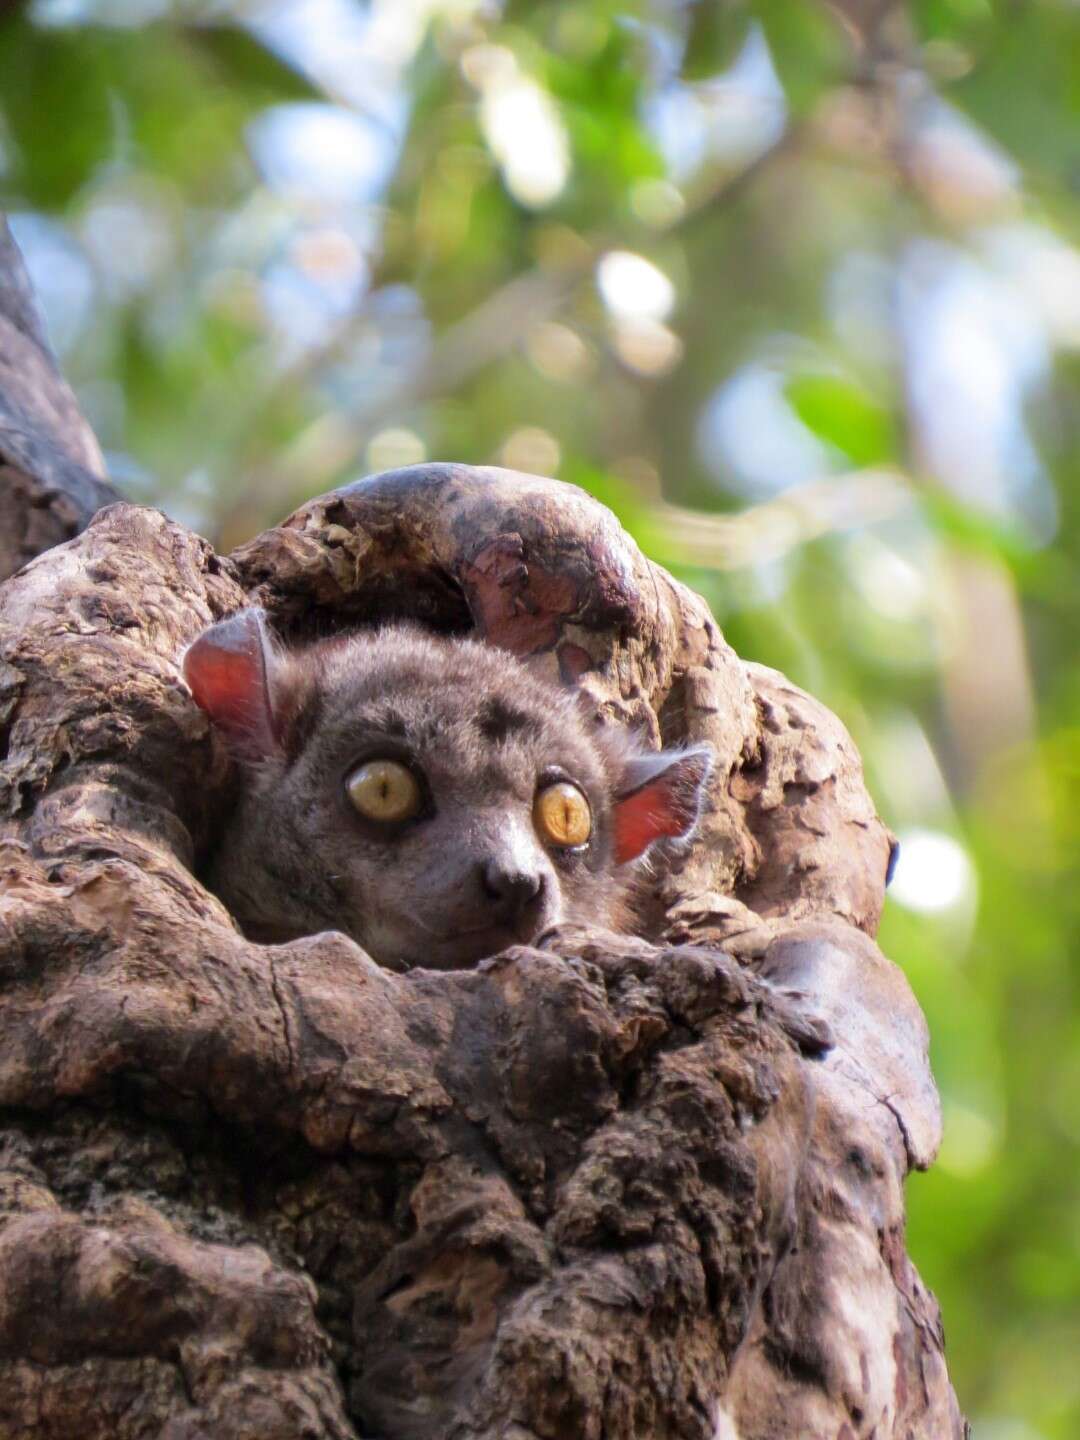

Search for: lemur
xmin=184 ymin=609 xmax=711 ymax=971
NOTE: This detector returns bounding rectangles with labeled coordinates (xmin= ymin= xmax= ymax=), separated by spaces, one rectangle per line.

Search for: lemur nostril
xmin=480 ymin=860 xmax=543 ymax=918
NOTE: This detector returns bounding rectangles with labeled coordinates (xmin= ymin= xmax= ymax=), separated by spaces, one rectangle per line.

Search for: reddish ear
xmin=613 ymin=747 xmax=712 ymax=865
xmin=183 ymin=608 xmax=282 ymax=756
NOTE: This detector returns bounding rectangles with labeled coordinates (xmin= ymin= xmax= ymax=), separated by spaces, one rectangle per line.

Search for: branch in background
xmin=216 ymin=262 xmax=588 ymax=549
xmin=644 ymin=467 xmax=913 ymax=571
xmin=217 ymin=127 xmax=804 ymax=550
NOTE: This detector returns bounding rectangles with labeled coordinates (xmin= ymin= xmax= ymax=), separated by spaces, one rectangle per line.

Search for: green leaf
xmin=0 ymin=19 xmax=317 ymax=207
xmin=944 ymin=5 xmax=1080 ymax=182
xmin=753 ymin=4 xmax=850 ymax=114
xmin=911 ymin=0 xmax=995 ymax=42
xmin=682 ymin=1 xmax=754 ymax=81
xmin=918 ymin=489 xmax=1058 ymax=587
xmin=786 ymin=373 xmax=896 ymax=466
xmin=182 ymin=24 xmax=323 ymax=103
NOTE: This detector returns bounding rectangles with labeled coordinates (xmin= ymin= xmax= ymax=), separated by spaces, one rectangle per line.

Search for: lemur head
xmin=184 ymin=609 xmax=711 ymax=970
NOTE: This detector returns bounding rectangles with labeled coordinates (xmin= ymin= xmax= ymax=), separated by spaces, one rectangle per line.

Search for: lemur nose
xmin=480 ymin=860 xmax=543 ymax=922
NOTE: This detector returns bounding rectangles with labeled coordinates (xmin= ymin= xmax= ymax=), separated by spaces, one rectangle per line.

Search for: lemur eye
xmin=346 ymin=759 xmax=422 ymax=824
xmin=534 ymin=781 xmax=592 ymax=849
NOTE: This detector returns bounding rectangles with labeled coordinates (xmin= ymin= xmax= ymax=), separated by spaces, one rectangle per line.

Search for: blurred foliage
xmin=0 ymin=0 xmax=1077 ymax=1430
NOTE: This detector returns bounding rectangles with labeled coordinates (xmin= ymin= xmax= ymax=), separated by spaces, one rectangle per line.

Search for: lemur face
xmin=184 ymin=611 xmax=711 ymax=970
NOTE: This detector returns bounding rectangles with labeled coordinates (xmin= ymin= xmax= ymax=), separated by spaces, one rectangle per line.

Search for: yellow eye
xmin=346 ymin=759 xmax=422 ymax=824
xmin=534 ymin=781 xmax=592 ymax=848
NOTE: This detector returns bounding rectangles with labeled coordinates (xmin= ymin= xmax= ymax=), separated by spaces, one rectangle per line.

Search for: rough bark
xmin=0 ymin=229 xmax=964 ymax=1438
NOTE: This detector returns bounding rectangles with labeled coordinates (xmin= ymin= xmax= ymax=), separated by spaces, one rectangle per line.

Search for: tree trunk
xmin=0 ymin=218 xmax=119 ymax=586
xmin=0 ymin=226 xmax=965 ymax=1439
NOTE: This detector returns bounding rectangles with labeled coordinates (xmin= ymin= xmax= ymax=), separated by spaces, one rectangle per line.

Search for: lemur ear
xmin=183 ymin=608 xmax=285 ymax=757
xmin=613 ymin=746 xmax=712 ymax=865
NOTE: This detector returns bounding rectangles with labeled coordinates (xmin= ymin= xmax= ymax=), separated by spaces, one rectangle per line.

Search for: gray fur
xmin=189 ymin=617 xmax=709 ymax=971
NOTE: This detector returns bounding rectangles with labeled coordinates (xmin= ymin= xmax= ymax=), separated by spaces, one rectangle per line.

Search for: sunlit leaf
xmin=786 ymin=373 xmax=896 ymax=466
xmin=682 ymin=1 xmax=754 ymax=81
xmin=752 ymin=3 xmax=850 ymax=113
xmin=183 ymin=25 xmax=322 ymax=104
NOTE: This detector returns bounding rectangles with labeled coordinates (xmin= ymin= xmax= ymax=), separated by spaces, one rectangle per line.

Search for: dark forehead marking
xmin=476 ymin=697 xmax=540 ymax=743
xmin=380 ymin=711 xmax=408 ymax=738
xmin=305 ymin=627 xmax=597 ymax=774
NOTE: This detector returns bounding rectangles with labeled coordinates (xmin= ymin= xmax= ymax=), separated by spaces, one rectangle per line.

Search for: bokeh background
xmin=1 ymin=0 xmax=1077 ymax=1431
